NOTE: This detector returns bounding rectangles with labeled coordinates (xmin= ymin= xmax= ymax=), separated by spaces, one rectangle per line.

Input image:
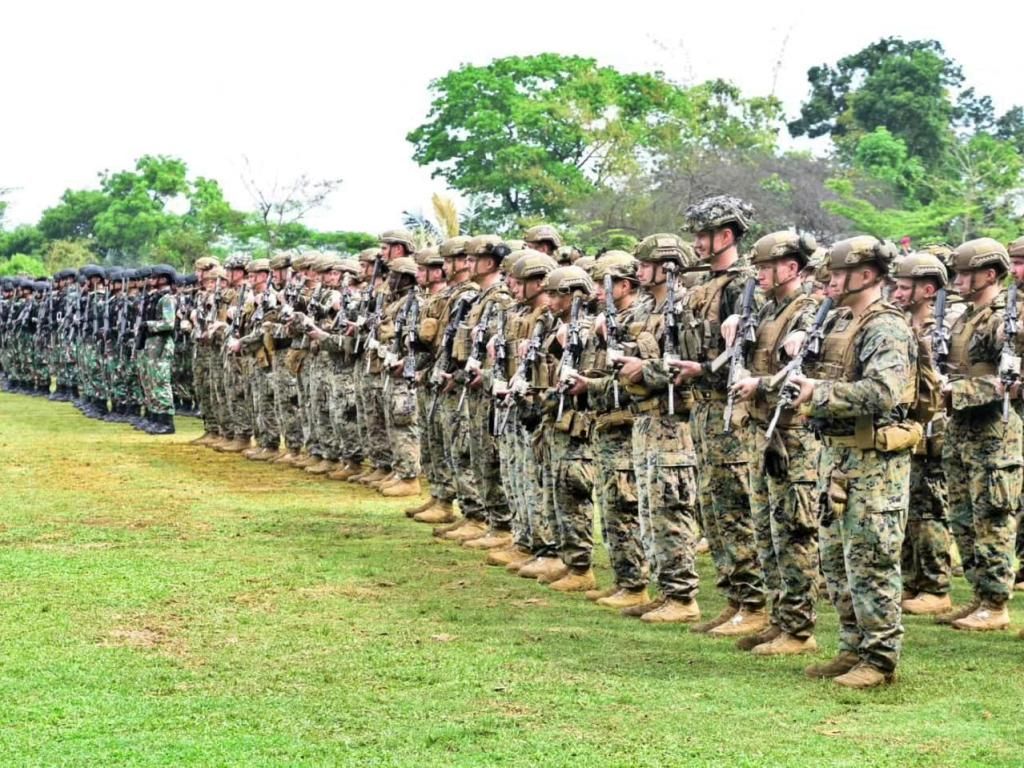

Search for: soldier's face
xmin=253 ymin=272 xmax=270 ymax=290
xmin=322 ymin=270 xmax=341 ymax=287
xmin=891 ymin=278 xmax=916 ymax=309
xmin=229 ymin=268 xmax=246 ymax=286
xmin=1011 ymin=258 xmax=1024 ymax=286
xmin=416 ymin=266 xmax=429 ymax=288
xmin=272 ymin=269 xmax=289 ymax=285
xmin=637 ymin=262 xmax=655 ymax=286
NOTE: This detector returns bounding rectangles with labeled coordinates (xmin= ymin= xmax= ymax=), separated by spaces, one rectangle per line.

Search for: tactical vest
xmin=679 ymin=272 xmax=735 ymax=361
xmin=806 ymin=300 xmax=916 ymax=434
xmin=433 ymin=281 xmax=479 ymax=355
xmin=453 ymin=283 xmax=510 ymax=364
xmin=748 ymin=293 xmax=813 ymax=424
xmin=946 ymin=302 xmax=998 ymax=378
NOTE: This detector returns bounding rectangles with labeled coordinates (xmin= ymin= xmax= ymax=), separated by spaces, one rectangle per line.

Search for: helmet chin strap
xmin=839 ymin=269 xmax=881 ymax=299
xmin=959 ymin=271 xmax=989 ymax=300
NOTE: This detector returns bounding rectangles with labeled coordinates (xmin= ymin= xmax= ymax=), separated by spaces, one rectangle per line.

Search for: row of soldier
xmin=2 ymin=196 xmax=1024 ymax=689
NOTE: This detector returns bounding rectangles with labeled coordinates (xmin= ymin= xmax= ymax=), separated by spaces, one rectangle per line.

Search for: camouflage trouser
xmin=593 ymin=421 xmax=648 ymax=592
xmin=510 ymin=411 xmax=554 ymax=554
xmin=467 ymin=392 xmax=510 ymax=529
xmin=631 ymin=410 xmax=700 ymax=601
xmin=355 ymin=364 xmax=391 ymax=469
xmin=544 ymin=420 xmax=594 ymax=572
xmin=79 ymin=340 xmax=98 ymax=399
xmin=692 ymin=398 xmax=765 ymax=609
xmin=271 ymin=348 xmax=303 ymax=452
xmin=296 ymin=353 xmax=315 ymax=453
xmin=438 ymin=390 xmax=485 ymax=522
xmin=140 ymin=335 xmax=174 ymax=415
xmin=819 ymin=444 xmax=909 ymax=674
xmin=173 ymin=337 xmax=194 ymax=406
xmin=1016 ymin=506 xmax=1024 ymax=584
xmin=308 ymin=352 xmax=336 ymax=460
xmin=420 ymin=387 xmax=455 ymax=501
xmin=250 ymin=359 xmax=280 ymax=450
xmin=749 ymin=424 xmax=821 ymax=638
xmin=194 ymin=344 xmax=219 ymax=433
xmin=329 ymin=360 xmax=362 ymax=464
xmin=944 ymin=410 xmax=1022 ymax=605
xmin=901 ymin=452 xmax=952 ymax=596
xmin=226 ymin=355 xmax=254 ymax=438
xmin=384 ymin=375 xmax=421 ymax=479
xmin=211 ymin=349 xmax=233 ymax=435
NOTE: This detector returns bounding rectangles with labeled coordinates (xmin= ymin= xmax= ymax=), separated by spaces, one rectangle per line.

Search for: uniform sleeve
xmin=810 ymin=314 xmax=912 ymax=418
xmin=948 ymin=311 xmax=1003 ymax=410
xmin=147 ymin=295 xmax=176 ymax=333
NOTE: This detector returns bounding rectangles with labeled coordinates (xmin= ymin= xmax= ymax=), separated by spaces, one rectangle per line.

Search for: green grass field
xmin=1 ymin=392 xmax=1022 ymax=766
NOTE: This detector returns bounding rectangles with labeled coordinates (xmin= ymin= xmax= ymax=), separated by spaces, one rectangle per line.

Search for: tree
xmin=0 ymin=253 xmax=47 ymax=277
xmin=240 ymin=156 xmax=343 ymax=249
xmin=0 ymin=225 xmax=45 ymax=260
xmin=42 ymin=239 xmax=96 ymax=272
xmin=408 ymin=54 xmax=781 ymax=228
xmin=789 ymin=37 xmax=962 ymax=167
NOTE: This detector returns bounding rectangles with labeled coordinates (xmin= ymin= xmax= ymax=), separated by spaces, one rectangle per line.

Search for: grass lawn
xmin=0 ymin=391 xmax=1022 ymax=767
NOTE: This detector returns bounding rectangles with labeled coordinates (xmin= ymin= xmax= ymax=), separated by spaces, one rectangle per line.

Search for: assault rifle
xmin=427 ymin=291 xmax=478 ymax=420
xmin=353 ymin=257 xmax=383 ymax=353
xmin=458 ymin=301 xmax=495 ymax=414
xmin=402 ymin=293 xmax=420 ymax=387
xmin=765 ymin=297 xmax=833 ymax=439
xmin=662 ymin=263 xmax=680 ymax=415
xmin=722 ymin=277 xmax=758 ymax=433
xmin=556 ymin=295 xmax=584 ymax=422
xmin=382 ymin=291 xmax=416 ymax=393
xmin=497 ymin=317 xmax=545 ymax=435
xmin=926 ymin=288 xmax=950 ymax=438
xmin=1000 ymin=281 xmax=1020 ymax=423
xmin=604 ymin=273 xmax=625 ymax=409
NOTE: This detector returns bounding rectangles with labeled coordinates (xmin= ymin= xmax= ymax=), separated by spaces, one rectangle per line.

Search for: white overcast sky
xmin=1 ymin=0 xmax=1018 ymax=235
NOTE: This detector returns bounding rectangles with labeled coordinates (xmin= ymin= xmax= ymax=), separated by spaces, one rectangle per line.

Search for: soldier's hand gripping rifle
xmin=382 ymin=291 xmax=414 ymax=394
xmin=556 ymin=295 xmax=584 ymax=422
xmin=353 ymin=257 xmax=383 ymax=354
xmin=926 ymin=288 xmax=950 ymax=437
xmin=765 ymin=296 xmax=833 ymax=439
xmin=427 ymin=291 xmax=478 ymax=421
xmin=723 ymin=277 xmax=758 ymax=433
xmin=662 ymin=263 xmax=680 ymax=416
xmin=490 ymin=307 xmax=508 ymax=435
xmin=402 ymin=293 xmax=420 ymax=387
xmin=1000 ymin=281 xmax=1020 ymax=423
xmin=498 ymin=317 xmax=545 ymax=435
xmin=603 ymin=273 xmax=626 ymax=409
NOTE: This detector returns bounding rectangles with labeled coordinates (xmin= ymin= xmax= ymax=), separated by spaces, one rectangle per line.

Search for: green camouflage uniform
xmin=141 ymin=289 xmax=176 ymax=415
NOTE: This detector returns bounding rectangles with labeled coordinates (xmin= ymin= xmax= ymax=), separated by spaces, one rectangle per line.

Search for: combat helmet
xmin=951 ymin=238 xmax=1010 ymax=274
xmin=892 ymin=253 xmax=948 ymax=286
xmin=827 ymin=236 xmax=899 ymax=273
xmin=523 ymin=224 xmax=562 ymax=249
xmin=380 ymin=229 xmax=417 ymax=254
xmin=751 ymin=231 xmax=818 ymax=267
xmin=543 ymin=265 xmax=595 ymax=296
xmin=634 ymin=233 xmax=698 ymax=268
xmin=683 ymin=195 xmax=755 ymax=236
xmin=511 ymin=251 xmax=558 ymax=281
xmin=593 ymin=250 xmax=639 ymax=282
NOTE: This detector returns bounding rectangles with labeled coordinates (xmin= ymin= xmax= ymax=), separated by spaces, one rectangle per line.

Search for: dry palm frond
xmin=432 ymin=194 xmax=460 ymax=238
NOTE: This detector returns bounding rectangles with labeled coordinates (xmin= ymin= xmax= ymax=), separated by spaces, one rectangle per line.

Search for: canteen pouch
xmin=873 ymin=421 xmax=923 ymax=453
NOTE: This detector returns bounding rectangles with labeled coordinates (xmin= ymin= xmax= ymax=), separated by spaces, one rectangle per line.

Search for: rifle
xmin=1000 ymin=281 xmax=1020 ymax=423
xmin=603 ymin=273 xmax=625 ymax=409
xmin=497 ymin=317 xmax=545 ymax=434
xmin=382 ymin=290 xmax=415 ymax=393
xmin=353 ymin=257 xmax=383 ymax=353
xmin=765 ymin=297 xmax=833 ymax=439
xmin=556 ymin=295 xmax=584 ymax=422
xmin=662 ymin=263 xmax=680 ymax=415
xmin=226 ymin=283 xmax=248 ymax=340
xmin=251 ymin=275 xmax=275 ymax=327
xmin=723 ymin=277 xmax=758 ymax=433
xmin=427 ymin=291 xmax=478 ymax=420
xmin=132 ymin=288 xmax=149 ymax=359
xmin=363 ymin=291 xmax=386 ymax=374
xmin=116 ymin=282 xmax=129 ymax=353
xmin=402 ymin=292 xmax=420 ymax=387
xmin=926 ymin=288 xmax=949 ymax=438
xmin=490 ymin=307 xmax=508 ymax=434
xmin=458 ymin=301 xmax=495 ymax=414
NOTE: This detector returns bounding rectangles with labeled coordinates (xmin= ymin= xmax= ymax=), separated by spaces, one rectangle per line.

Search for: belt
xmin=821 ymin=434 xmax=862 ymax=448
xmin=692 ymin=389 xmax=727 ymax=402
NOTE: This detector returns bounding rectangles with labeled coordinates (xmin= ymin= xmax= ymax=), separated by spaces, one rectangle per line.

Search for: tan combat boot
xmin=273 ymin=451 xmax=299 ymax=465
xmin=242 ymin=446 xmax=262 ymax=459
xmin=621 ymin=596 xmax=666 ymax=618
xmin=752 ymin=632 xmax=818 ymax=656
xmin=902 ymin=592 xmax=952 ymax=616
xmin=382 ymin=477 xmax=421 ymax=497
xmin=208 ymin=434 xmax=232 ymax=450
xmin=952 ymin=601 xmax=1010 ymax=631
xmin=596 ymin=588 xmax=650 ymax=610
xmin=736 ymin=625 xmax=781 ymax=652
xmin=358 ymin=467 xmax=388 ymax=485
xmin=367 ymin=470 xmax=396 ymax=488
xmin=709 ymin=607 xmax=768 ymax=637
xmin=433 ymin=517 xmax=470 ymax=537
xmin=833 ymin=661 xmax=894 ymax=689
xmin=405 ymin=497 xmax=438 ymax=518
xmin=415 ymin=501 xmax=457 ymax=525
xmin=222 ymin=436 xmax=252 ymax=453
xmin=804 ymin=651 xmax=860 ymax=679
xmin=934 ymin=597 xmax=981 ymax=625
xmin=293 ymin=453 xmax=320 ymax=468
xmin=464 ymin=529 xmax=513 ymax=550
xmin=586 ymin=586 xmax=619 ymax=602
xmin=198 ymin=432 xmax=223 ymax=447
xmin=549 ymin=569 xmax=597 ymax=593
xmin=190 ymin=431 xmax=214 ymax=445
xmin=516 ymin=556 xmax=564 ymax=581
xmin=252 ymin=448 xmax=279 ymax=462
xmin=328 ymin=461 xmax=358 ymax=481
xmin=486 ymin=545 xmax=533 ymax=567
xmin=376 ymin=472 xmax=402 ymax=490
xmin=691 ymin=603 xmax=740 ymax=634
xmin=640 ymin=597 xmax=700 ymax=624
xmin=507 ymin=556 xmax=536 ymax=574
xmin=305 ymin=459 xmax=334 ymax=475
xmin=444 ymin=520 xmax=488 ymax=543
xmin=535 ymin=560 xmax=571 ymax=584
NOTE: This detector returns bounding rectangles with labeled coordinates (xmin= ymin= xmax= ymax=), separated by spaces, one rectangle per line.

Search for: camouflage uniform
xmin=237 ymin=261 xmax=281 ymax=452
xmin=140 ymin=281 xmax=177 ymax=417
xmin=806 ymin=237 xmax=916 ymax=678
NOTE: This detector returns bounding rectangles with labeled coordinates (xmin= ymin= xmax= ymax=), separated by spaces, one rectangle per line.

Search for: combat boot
xmin=415 ymin=501 xmax=457 ymax=525
xmin=347 ymin=465 xmax=374 ymax=482
xmin=621 ymin=596 xmax=666 ymax=618
xmin=535 ymin=560 xmax=571 ymax=585
xmin=952 ymin=601 xmax=1010 ymax=631
xmin=549 ymin=569 xmax=597 ymax=593
xmin=517 ymin=556 xmax=565 ymax=581
xmin=691 ymin=603 xmax=740 ymax=634
xmin=934 ymin=597 xmax=981 ymax=625
xmin=804 ymin=652 xmax=860 ymax=679
xmin=221 ymin=436 xmax=252 ymax=453
xmin=902 ymin=592 xmax=953 ymax=616
xmin=292 ymin=453 xmax=320 ymax=468
xmin=405 ymin=497 xmax=438 ymax=518
xmin=358 ymin=467 xmax=389 ymax=485
xmin=709 ymin=606 xmax=768 ymax=637
xmin=444 ymin=520 xmax=488 ymax=543
xmin=640 ymin=597 xmax=700 ymax=624
xmin=752 ymin=632 xmax=818 ymax=656
xmin=273 ymin=450 xmax=299 ymax=465
xmin=382 ymin=477 xmax=421 ymax=497
xmin=586 ymin=586 xmax=619 ymax=602
xmin=833 ymin=661 xmax=894 ymax=689
xmin=434 ymin=517 xmax=471 ymax=537
xmin=371 ymin=471 xmax=399 ymax=490
xmin=736 ymin=625 xmax=781 ymax=652
xmin=305 ymin=459 xmax=335 ymax=475
xmin=243 ymin=446 xmax=263 ymax=459
xmin=486 ymin=545 xmax=532 ymax=567
xmin=507 ymin=555 xmax=535 ymax=574
xmin=463 ymin=529 xmax=512 ymax=550
xmin=332 ymin=460 xmax=365 ymax=480
xmin=251 ymin=448 xmax=279 ymax=462
xmin=151 ymin=413 xmax=175 ymax=435
xmin=595 ymin=588 xmax=650 ymax=609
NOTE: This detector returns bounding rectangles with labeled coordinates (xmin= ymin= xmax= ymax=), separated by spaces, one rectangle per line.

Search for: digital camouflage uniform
xmin=237 ymin=261 xmax=281 ymax=452
xmin=141 ymin=286 xmax=176 ymax=416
